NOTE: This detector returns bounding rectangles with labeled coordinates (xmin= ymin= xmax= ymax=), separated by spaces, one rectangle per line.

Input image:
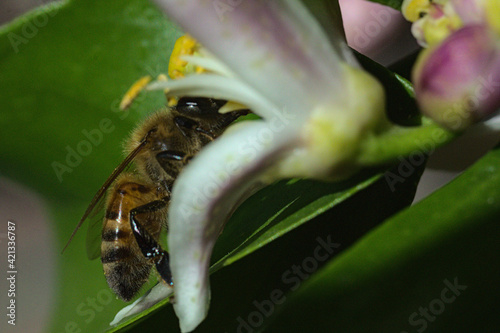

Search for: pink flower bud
xmin=413 ymin=24 xmax=500 ymax=130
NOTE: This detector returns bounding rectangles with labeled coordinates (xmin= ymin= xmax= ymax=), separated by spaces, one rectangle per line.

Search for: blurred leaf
xmin=263 ymin=143 xmax=500 ymax=332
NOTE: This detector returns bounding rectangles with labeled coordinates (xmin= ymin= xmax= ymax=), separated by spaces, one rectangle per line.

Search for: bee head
xmin=175 ymin=97 xmax=226 ymax=117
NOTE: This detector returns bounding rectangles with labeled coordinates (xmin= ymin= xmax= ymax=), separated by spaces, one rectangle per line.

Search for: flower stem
xmin=357 ymin=120 xmax=459 ymax=166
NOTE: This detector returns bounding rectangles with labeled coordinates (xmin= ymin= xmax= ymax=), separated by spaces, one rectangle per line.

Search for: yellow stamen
xmin=168 ymin=35 xmax=206 ymax=79
xmin=168 ymin=96 xmax=179 ymax=107
xmin=402 ymin=0 xmax=431 ymax=22
xmin=165 ymin=36 xmax=250 ymax=112
xmin=119 ymin=76 xmax=152 ymax=110
xmin=422 ymin=12 xmax=462 ymax=46
xmin=218 ymin=101 xmax=248 ymax=114
xmin=157 ymin=74 xmax=168 ymax=81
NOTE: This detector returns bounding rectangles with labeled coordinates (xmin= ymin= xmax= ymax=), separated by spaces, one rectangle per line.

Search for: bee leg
xmin=129 ymin=199 xmax=173 ymax=286
xmin=154 ymin=252 xmax=173 ymax=286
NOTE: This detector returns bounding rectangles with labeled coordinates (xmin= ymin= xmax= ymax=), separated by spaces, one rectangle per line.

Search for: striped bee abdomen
xmin=103 ymin=258 xmax=153 ymax=302
xmin=100 ymin=176 xmax=167 ymax=301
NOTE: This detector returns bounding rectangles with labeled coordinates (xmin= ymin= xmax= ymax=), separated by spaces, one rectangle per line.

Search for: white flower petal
xmin=481 ymin=111 xmax=500 ymax=132
xmin=152 ymin=0 xmax=351 ymax=114
xmin=168 ymin=121 xmax=298 ymax=332
xmin=180 ymin=54 xmax=234 ymax=77
xmin=141 ymin=2 xmax=385 ymax=333
xmin=110 ymin=283 xmax=173 ymax=326
xmin=147 ymin=74 xmax=289 ymax=122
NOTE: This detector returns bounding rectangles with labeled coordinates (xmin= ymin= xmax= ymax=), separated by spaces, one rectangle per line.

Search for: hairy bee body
xmin=128 ymin=98 xmax=243 ymax=190
xmin=64 ymin=97 xmax=248 ymax=302
xmin=101 ymin=174 xmax=167 ymax=301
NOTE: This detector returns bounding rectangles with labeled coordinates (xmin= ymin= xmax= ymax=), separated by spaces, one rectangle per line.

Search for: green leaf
xmin=355 ymin=50 xmax=420 ymax=126
xmin=123 ymin=156 xmax=425 ymax=332
xmin=263 ymin=143 xmax=500 ymax=332
xmin=210 ymin=172 xmax=381 ymax=269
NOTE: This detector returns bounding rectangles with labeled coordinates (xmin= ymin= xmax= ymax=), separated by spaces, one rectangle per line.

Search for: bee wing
xmin=86 ymin=212 xmax=105 ymax=260
xmin=61 ymin=130 xmax=155 ymax=255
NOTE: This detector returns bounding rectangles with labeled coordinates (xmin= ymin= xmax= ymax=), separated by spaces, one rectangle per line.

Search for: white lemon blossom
xmin=109 ymin=1 xmax=500 ymax=332
xmin=114 ymin=0 xmax=389 ymax=331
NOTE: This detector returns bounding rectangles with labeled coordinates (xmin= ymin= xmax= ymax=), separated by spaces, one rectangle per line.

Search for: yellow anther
xmin=423 ymin=16 xmax=461 ymax=45
xmin=119 ymin=76 xmax=152 ymax=110
xmin=421 ymin=3 xmax=462 ymax=46
xmin=402 ymin=0 xmax=431 ymax=22
xmin=218 ymin=101 xmax=248 ymax=114
xmin=404 ymin=0 xmax=464 ymax=47
xmin=157 ymin=74 xmax=168 ymax=81
xmin=167 ymin=96 xmax=178 ymax=107
xmin=168 ymin=35 xmax=206 ymax=79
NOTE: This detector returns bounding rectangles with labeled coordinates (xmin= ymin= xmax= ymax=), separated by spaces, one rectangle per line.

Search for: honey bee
xmin=63 ymin=97 xmax=248 ymax=301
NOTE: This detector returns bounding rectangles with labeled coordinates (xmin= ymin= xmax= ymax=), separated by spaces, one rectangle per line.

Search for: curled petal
xmin=168 ymin=121 xmax=298 ymax=331
xmin=147 ymin=74 xmax=283 ymax=122
xmin=152 ymin=0 xmax=353 ymax=117
xmin=413 ymin=24 xmax=500 ymax=130
xmin=146 ymin=2 xmax=387 ymax=332
xmin=483 ymin=113 xmax=500 ymax=131
xmin=411 ymin=16 xmax=428 ymax=47
xmin=110 ymin=284 xmax=173 ymax=326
